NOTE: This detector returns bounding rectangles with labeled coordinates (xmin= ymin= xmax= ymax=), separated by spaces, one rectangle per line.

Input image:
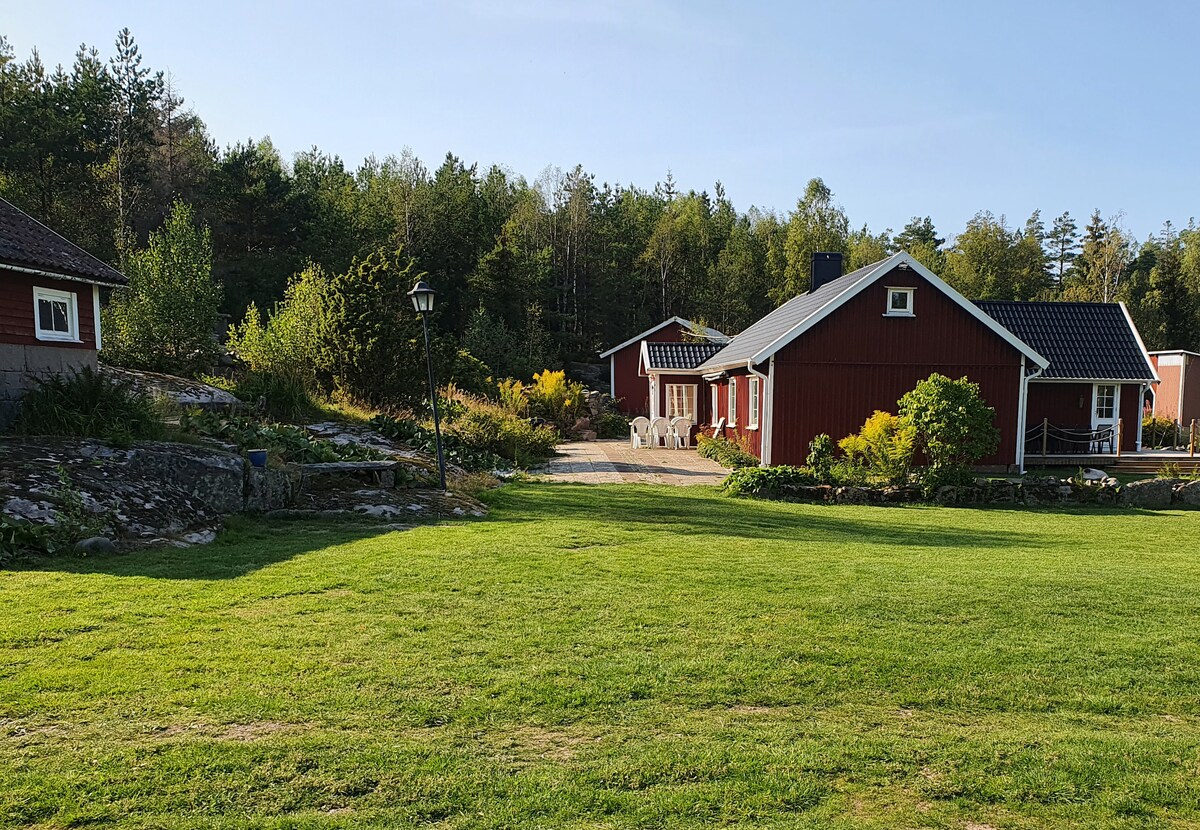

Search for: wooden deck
xmin=1025 ymin=448 xmax=1200 ymax=473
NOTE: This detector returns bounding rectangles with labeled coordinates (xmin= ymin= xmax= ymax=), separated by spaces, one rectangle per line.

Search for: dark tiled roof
xmin=697 ymin=258 xmax=885 ymax=370
xmin=0 ymin=198 xmax=127 ymax=285
xmin=644 ymin=341 xmax=726 ymax=371
xmin=976 ymin=301 xmax=1155 ymax=381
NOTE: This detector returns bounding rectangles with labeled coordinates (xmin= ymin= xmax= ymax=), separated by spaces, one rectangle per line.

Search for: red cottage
xmin=1148 ymin=350 xmax=1200 ymax=426
xmin=599 ymin=316 xmax=726 ymax=416
xmin=623 ymin=251 xmax=1157 ymax=471
xmin=0 ymin=197 xmax=129 ymax=425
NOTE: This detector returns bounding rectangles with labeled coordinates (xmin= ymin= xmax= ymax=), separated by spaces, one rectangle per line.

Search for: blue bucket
xmin=247 ymin=449 xmax=268 ymax=468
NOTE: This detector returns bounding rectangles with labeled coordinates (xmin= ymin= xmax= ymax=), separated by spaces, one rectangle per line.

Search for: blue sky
xmin=6 ymin=0 xmax=1197 ymax=240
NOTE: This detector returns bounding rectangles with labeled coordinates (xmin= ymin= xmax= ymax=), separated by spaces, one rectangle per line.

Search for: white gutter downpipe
xmin=1016 ymin=357 xmax=1044 ymax=473
xmin=747 ymin=358 xmax=772 ymax=466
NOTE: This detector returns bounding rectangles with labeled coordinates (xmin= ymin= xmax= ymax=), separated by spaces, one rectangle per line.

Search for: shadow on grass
xmin=481 ymin=482 xmax=1052 ymax=550
xmin=10 ymin=515 xmax=421 ymax=581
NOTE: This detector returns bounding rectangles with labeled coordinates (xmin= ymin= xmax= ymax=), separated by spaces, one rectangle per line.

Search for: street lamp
xmin=408 ymin=280 xmax=447 ymax=492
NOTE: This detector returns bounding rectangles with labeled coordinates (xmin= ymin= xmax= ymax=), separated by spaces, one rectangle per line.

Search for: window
xmin=33 ymin=287 xmax=79 ymax=342
xmin=710 ymin=384 xmax=719 ymax=423
xmin=727 ymin=378 xmax=737 ymax=426
xmin=884 ymin=286 xmax=914 ymax=316
xmin=665 ymin=384 xmax=697 ymax=421
xmin=748 ymin=377 xmax=760 ymax=429
xmin=1095 ymin=384 xmax=1117 ymax=420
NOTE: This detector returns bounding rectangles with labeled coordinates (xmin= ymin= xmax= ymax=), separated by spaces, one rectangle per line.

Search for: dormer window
xmin=885 ymin=287 xmax=914 ymax=317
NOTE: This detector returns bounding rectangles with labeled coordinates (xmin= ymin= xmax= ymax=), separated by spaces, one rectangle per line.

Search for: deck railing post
xmin=1041 ymin=417 xmax=1048 ymax=458
xmin=1116 ymin=418 xmax=1123 ymax=457
xmin=1191 ymin=419 xmax=1197 ymax=458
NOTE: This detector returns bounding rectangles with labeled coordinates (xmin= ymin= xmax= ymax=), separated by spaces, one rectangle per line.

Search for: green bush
xmin=723 ymin=465 xmax=818 ymax=498
xmin=444 ymin=399 xmax=559 ymax=468
xmin=12 ymin=367 xmax=164 ymax=445
xmin=179 ymin=410 xmax=380 ymax=464
xmin=233 ymin=370 xmax=316 ymax=421
xmin=101 ymin=201 xmax=222 ymax=376
xmin=525 ymin=370 xmax=586 ymax=434
xmin=898 ymin=374 xmax=998 ymax=482
xmin=697 ymin=434 xmax=760 ymax=469
xmin=1143 ymin=416 xmax=1181 ymax=449
xmin=594 ymin=412 xmax=631 ymax=439
xmin=805 ymin=434 xmax=835 ymax=482
xmin=837 ymin=411 xmax=915 ymax=487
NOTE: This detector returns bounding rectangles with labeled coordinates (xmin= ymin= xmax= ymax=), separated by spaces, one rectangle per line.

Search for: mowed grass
xmin=4 ymin=485 xmax=1200 ymax=829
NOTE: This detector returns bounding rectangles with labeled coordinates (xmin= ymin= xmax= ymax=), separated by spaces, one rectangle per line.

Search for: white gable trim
xmin=1119 ymin=301 xmax=1161 ymax=384
xmin=744 ymin=252 xmax=1049 ymax=369
xmin=600 ymin=316 xmax=694 ymax=359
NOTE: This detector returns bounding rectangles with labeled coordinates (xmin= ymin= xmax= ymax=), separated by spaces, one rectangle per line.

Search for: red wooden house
xmin=1148 ymin=350 xmax=1200 ymax=426
xmin=607 ymin=251 xmax=1157 ymax=471
xmin=599 ymin=316 xmax=726 ymax=415
xmin=0 ymin=197 xmax=128 ymax=424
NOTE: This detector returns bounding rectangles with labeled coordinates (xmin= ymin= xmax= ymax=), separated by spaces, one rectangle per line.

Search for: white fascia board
xmin=1030 ymin=377 xmax=1156 ymax=384
xmin=1120 ymin=301 xmax=1161 ymax=383
xmin=600 ymin=316 xmax=691 ymax=358
xmin=746 ymin=251 xmax=1051 ymax=370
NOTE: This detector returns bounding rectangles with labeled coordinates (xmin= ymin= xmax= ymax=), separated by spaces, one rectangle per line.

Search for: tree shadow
xmin=8 ymin=515 xmax=432 ymax=581
xmin=482 ymin=483 xmax=1054 ymax=550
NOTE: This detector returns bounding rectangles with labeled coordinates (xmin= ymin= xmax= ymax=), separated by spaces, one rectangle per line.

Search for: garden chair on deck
xmin=649 ymin=416 xmax=674 ymax=449
xmin=670 ymin=417 xmax=694 ymax=449
xmin=629 ymin=416 xmax=651 ymax=448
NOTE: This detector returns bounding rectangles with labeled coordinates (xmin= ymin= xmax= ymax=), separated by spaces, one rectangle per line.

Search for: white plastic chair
xmin=630 ymin=416 xmax=651 ymax=448
xmin=649 ymin=416 xmax=674 ymax=449
xmin=670 ymin=417 xmax=694 ymax=449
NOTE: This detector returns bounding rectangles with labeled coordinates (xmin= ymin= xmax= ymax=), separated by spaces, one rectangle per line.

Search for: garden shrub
xmin=723 ymin=465 xmax=818 ymax=498
xmin=179 ymin=410 xmax=381 ymax=464
xmin=234 ymin=369 xmax=318 ymax=421
xmin=526 ymin=370 xmax=585 ymax=433
xmin=594 ymin=412 xmax=631 ymax=439
xmin=837 ymin=411 xmax=915 ymax=486
xmin=443 ymin=397 xmax=558 ymax=467
xmin=12 ymin=367 xmax=164 ymax=445
xmin=806 ymin=434 xmax=835 ymax=482
xmin=697 ymin=434 xmax=759 ymax=468
xmin=898 ymin=374 xmax=998 ymax=485
xmin=1143 ymin=416 xmax=1181 ymax=449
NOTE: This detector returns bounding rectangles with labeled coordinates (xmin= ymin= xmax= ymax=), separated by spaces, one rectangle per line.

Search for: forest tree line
xmin=3 ymin=30 xmax=1200 ymax=383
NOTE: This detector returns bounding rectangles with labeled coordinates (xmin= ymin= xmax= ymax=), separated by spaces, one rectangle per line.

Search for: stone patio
xmin=537 ymin=439 xmax=728 ymax=485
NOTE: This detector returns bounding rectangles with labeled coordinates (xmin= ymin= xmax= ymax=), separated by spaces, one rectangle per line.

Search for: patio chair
xmin=649 ymin=416 xmax=674 ymax=449
xmin=629 ymin=416 xmax=651 ymax=448
xmin=670 ymin=417 xmax=694 ymax=449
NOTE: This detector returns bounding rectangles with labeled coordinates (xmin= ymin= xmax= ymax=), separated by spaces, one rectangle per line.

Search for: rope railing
xmin=1025 ymin=418 xmax=1122 ymax=456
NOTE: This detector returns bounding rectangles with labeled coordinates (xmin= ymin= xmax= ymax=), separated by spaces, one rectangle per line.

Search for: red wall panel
xmin=1150 ymin=356 xmax=1183 ymax=421
xmin=0 ymin=269 xmax=97 ymax=349
xmin=709 ymin=369 xmax=762 ymax=457
xmin=768 ymin=267 xmax=1024 ymax=466
xmin=609 ymin=321 xmax=687 ymax=416
xmin=1026 ymin=381 xmax=1142 ymax=452
xmin=1184 ymin=356 xmax=1200 ymax=423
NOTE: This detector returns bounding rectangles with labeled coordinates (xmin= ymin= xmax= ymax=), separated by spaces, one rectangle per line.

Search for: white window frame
xmin=727 ymin=377 xmax=738 ymax=426
xmin=747 ymin=377 xmax=760 ymax=429
xmin=1093 ymin=383 xmax=1118 ymax=423
xmin=710 ymin=384 xmax=719 ymax=424
xmin=665 ymin=383 xmax=698 ymax=422
xmin=884 ymin=286 xmax=915 ymax=317
xmin=33 ymin=286 xmax=80 ymax=343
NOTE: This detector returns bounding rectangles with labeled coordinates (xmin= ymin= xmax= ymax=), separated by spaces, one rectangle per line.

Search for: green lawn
xmin=4 ymin=484 xmax=1200 ymax=829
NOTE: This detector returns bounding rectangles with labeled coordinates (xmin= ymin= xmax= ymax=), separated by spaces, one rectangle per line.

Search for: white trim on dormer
xmin=599 ymin=316 xmax=727 ymax=358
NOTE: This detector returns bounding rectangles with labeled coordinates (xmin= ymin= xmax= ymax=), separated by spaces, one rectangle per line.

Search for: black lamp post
xmin=408 ymin=280 xmax=447 ymax=492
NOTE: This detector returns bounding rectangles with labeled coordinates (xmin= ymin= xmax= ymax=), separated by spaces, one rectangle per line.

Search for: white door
xmin=1091 ymin=383 xmax=1120 ymax=450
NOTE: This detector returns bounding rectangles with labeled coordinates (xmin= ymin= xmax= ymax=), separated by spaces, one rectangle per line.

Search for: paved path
xmin=538 ymin=440 xmax=728 ymax=485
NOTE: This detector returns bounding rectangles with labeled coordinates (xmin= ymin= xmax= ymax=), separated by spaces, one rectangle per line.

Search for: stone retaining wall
xmin=0 ymin=344 xmax=97 ymax=427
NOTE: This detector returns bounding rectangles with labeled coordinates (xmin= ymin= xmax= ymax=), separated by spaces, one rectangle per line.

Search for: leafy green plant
xmin=806 ymin=434 xmax=835 ymax=483
xmin=697 ymin=434 xmax=760 ymax=469
xmin=101 ymin=200 xmax=223 ymax=376
xmin=593 ymin=412 xmax=631 ymax=439
xmin=525 ymin=370 xmax=585 ymax=434
xmin=898 ymin=374 xmax=998 ymax=484
xmin=233 ymin=369 xmax=316 ymax=421
xmin=0 ymin=516 xmax=60 ymax=563
xmin=837 ymin=410 xmax=916 ymax=486
xmin=12 ymin=367 xmax=164 ymax=445
xmin=723 ymin=465 xmax=818 ymax=498
xmin=180 ymin=410 xmax=380 ymax=464
xmin=1143 ymin=416 xmax=1181 ymax=449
